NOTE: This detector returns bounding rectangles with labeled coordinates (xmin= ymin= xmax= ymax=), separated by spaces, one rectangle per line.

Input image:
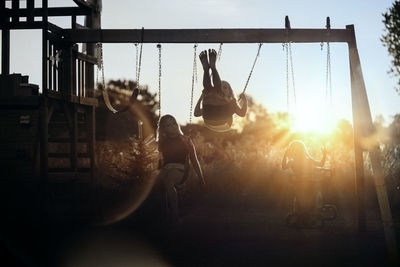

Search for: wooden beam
xmin=74 ymin=23 xmax=89 ymax=30
xmin=48 ymin=137 xmax=87 ymax=143
xmin=0 ymin=0 xmax=5 ymax=17
xmin=11 ymin=0 xmax=19 ymax=23
xmin=27 ymin=0 xmax=35 ymax=22
xmin=72 ymin=15 xmax=77 ymax=29
xmin=0 ymin=96 xmax=40 ymax=106
xmin=61 ymin=44 xmax=74 ymax=96
xmin=71 ymin=104 xmax=78 ymax=172
xmin=47 ymin=91 xmax=98 ymax=106
xmin=42 ymin=0 xmax=48 ymax=97
xmin=75 ymin=51 xmax=98 ymax=65
xmin=348 ymin=25 xmax=366 ymax=233
xmin=39 ymin=101 xmax=48 ymax=182
xmin=73 ymin=0 xmax=94 ymax=10
xmin=84 ymin=7 xmax=100 ymax=98
xmin=48 ymin=22 xmax=63 ymax=35
xmin=1 ymin=29 xmax=10 ymax=75
xmin=3 ymin=7 xmax=91 ymax=18
xmin=87 ymin=106 xmax=95 ymax=183
xmin=48 ymin=152 xmax=90 ymax=158
xmin=347 ymin=24 xmax=398 ymax=263
xmin=63 ymin=28 xmax=352 ymax=44
xmin=1 ymin=21 xmax=43 ymax=29
xmin=0 ymin=1 xmax=8 ymax=75
xmin=0 ymin=21 xmax=62 ymax=33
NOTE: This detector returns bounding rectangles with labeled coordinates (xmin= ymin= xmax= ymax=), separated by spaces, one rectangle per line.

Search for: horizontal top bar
xmin=3 ymin=7 xmax=90 ymax=17
xmin=63 ymin=28 xmax=353 ymax=44
xmin=0 ymin=21 xmax=63 ymax=33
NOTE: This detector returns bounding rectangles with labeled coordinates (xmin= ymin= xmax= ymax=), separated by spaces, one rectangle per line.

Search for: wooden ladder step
xmin=48 ymin=137 xmax=87 ymax=143
xmin=48 ymin=172 xmax=91 ymax=181
xmin=49 ymin=121 xmax=87 ymax=126
xmin=48 ymin=167 xmax=90 ymax=173
xmin=48 ymin=152 xmax=90 ymax=158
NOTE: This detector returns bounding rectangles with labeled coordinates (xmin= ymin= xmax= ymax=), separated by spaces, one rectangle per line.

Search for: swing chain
xmin=157 ymin=44 xmax=162 ymax=121
xmin=284 ymin=41 xmax=297 ymax=111
xmin=288 ymin=42 xmax=296 ymax=106
xmin=325 ymin=16 xmax=332 ymax=105
xmin=99 ymin=43 xmax=106 ymax=90
xmin=136 ymin=42 xmax=143 ymax=89
xmin=325 ymin=33 xmax=332 ymax=105
xmin=217 ymin=43 xmax=223 ymax=61
xmin=242 ymin=43 xmax=263 ymax=94
xmin=96 ymin=43 xmax=100 ymax=89
xmin=285 ymin=42 xmax=289 ymax=110
xmin=194 ymin=44 xmax=198 ymax=84
xmin=189 ymin=44 xmax=198 ymax=126
xmin=283 ymin=42 xmax=296 ymax=111
xmin=135 ymin=43 xmax=139 ymax=82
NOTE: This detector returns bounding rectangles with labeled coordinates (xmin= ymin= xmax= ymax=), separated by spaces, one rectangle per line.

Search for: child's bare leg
xmin=199 ymin=50 xmax=212 ymax=89
xmin=209 ymin=49 xmax=221 ymax=91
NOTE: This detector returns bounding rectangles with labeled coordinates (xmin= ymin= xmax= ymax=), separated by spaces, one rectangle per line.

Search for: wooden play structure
xmin=0 ymin=0 xmax=397 ymax=261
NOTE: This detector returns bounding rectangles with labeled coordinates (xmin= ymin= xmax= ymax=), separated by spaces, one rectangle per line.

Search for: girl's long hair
xmin=286 ymin=140 xmax=312 ymax=160
xmin=221 ymin=80 xmax=236 ymax=101
xmin=156 ymin=114 xmax=184 ymax=146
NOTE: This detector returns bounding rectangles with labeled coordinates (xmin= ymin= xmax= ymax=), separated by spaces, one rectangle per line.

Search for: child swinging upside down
xmin=194 ymin=49 xmax=248 ymax=132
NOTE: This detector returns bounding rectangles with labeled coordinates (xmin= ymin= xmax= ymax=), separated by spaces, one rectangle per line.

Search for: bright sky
xmin=3 ymin=0 xmax=400 ymax=127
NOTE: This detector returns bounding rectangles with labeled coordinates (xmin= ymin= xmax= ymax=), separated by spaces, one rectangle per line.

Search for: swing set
xmin=0 ymin=0 xmax=397 ymax=261
xmin=97 ymin=36 xmax=262 ymax=131
xmin=97 ymin=16 xmax=330 ymax=132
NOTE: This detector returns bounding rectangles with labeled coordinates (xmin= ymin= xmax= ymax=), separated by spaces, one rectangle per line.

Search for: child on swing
xmin=157 ymin=114 xmax=205 ymax=225
xmin=282 ymin=140 xmax=327 ymax=225
xmin=194 ymin=49 xmax=248 ymax=132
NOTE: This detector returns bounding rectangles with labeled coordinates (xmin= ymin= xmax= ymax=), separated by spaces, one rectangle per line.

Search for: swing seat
xmin=204 ymin=119 xmax=232 ymax=132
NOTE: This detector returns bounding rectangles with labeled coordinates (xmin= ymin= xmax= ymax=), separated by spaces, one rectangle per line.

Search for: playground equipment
xmin=0 ymin=0 xmax=397 ymax=260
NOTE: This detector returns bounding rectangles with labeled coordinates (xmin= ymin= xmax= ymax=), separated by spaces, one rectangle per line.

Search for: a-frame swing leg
xmin=347 ymin=25 xmax=398 ymax=263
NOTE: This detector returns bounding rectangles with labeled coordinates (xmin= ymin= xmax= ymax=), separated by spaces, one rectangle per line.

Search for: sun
xmin=290 ymin=102 xmax=337 ymax=135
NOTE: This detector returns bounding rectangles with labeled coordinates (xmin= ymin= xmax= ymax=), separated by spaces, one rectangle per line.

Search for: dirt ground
xmin=0 ymin=184 xmax=396 ymax=267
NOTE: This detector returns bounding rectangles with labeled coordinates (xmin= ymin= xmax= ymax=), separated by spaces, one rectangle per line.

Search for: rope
xmin=242 ymin=43 xmax=262 ymax=94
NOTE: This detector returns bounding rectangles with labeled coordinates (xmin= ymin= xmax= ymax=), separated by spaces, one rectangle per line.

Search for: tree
xmin=382 ymin=0 xmax=400 ymax=93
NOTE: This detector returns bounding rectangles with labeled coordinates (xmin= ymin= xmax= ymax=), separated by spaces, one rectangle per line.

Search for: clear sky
xmin=3 ymin=0 xmax=399 ymax=126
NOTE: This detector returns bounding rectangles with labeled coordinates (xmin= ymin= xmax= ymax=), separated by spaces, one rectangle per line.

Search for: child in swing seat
xmin=282 ymin=140 xmax=327 ymax=220
xmin=157 ymin=114 xmax=205 ymax=225
xmin=194 ymin=49 xmax=248 ymax=132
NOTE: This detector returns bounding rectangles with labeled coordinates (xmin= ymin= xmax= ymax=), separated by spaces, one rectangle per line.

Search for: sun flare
xmin=290 ymin=103 xmax=337 ymax=135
